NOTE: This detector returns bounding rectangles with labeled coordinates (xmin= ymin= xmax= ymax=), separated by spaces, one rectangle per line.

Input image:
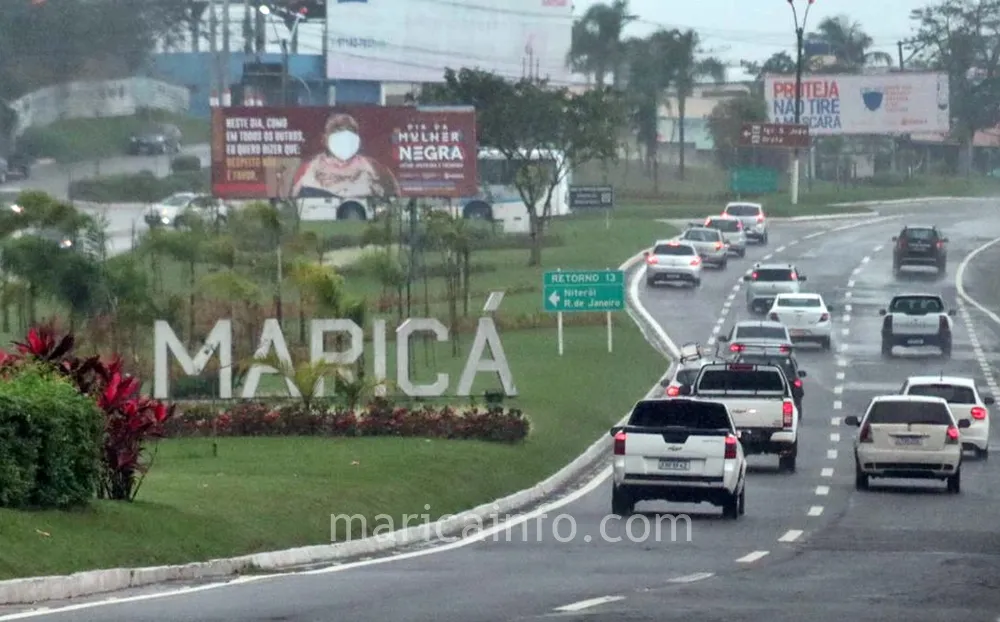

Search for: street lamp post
xmin=787 ymin=0 xmax=814 ymax=206
xmin=258 ymin=4 xmax=307 ymax=105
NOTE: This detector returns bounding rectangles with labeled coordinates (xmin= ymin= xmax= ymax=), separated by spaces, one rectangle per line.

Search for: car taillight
xmin=779 ymin=344 xmax=791 ymax=353
xmin=819 ymin=313 xmax=830 ymax=322
xmin=936 ymin=240 xmax=944 ymax=248
xmin=724 ymin=435 xmax=738 ymax=459
xmin=946 ymin=425 xmax=959 ymax=444
xmin=714 ymin=241 xmax=723 ymax=250
xmin=898 ymin=237 xmax=907 ymax=247
xmin=971 ymin=406 xmax=987 ymax=420
xmin=859 ymin=423 xmax=872 ymax=443
xmin=613 ymin=431 xmax=626 ymax=455
xmin=690 ymin=257 xmax=701 ymax=266
xmin=756 ymin=214 xmax=764 ymax=222
xmin=751 ymin=271 xmax=758 ymax=280
xmin=646 ymin=255 xmax=657 ymax=265
xmin=730 ymin=343 xmax=744 ymax=352
xmin=666 ymin=385 xmax=680 ymax=397
xmin=737 ymin=222 xmax=743 ymax=230
xmin=794 ymin=378 xmax=802 ymax=388
xmin=782 ymin=400 xmax=794 ymax=427
xmin=769 ymin=312 xmax=779 ymax=321
xmin=790 ymin=272 xmax=798 ymax=280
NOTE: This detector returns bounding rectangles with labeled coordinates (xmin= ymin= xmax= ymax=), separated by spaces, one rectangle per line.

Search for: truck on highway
xmin=678 ymin=361 xmax=799 ymax=472
xmin=610 ymin=398 xmax=747 ymax=518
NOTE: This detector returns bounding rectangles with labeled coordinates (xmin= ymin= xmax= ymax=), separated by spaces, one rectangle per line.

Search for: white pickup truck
xmin=678 ymin=361 xmax=799 ymax=472
xmin=879 ymin=294 xmax=956 ymax=358
xmin=610 ymin=398 xmax=747 ymax=518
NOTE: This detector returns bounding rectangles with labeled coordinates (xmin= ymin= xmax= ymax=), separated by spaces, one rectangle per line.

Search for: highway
xmin=3 ymin=200 xmax=1000 ymax=620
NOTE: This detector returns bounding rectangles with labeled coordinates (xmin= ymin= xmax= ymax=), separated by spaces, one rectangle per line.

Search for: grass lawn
xmin=18 ymin=112 xmax=210 ymax=163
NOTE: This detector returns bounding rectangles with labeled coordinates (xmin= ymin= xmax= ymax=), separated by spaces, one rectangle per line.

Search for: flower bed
xmin=165 ymin=399 xmax=530 ymax=443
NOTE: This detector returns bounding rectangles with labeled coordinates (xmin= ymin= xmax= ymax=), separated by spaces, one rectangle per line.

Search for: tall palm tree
xmin=624 ymin=30 xmax=676 ymax=192
xmin=566 ymin=0 xmax=635 ymax=88
xmin=668 ymin=29 xmax=726 ymax=180
xmin=811 ymin=16 xmax=893 ymax=71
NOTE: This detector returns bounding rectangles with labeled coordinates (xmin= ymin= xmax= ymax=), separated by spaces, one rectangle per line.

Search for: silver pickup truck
xmin=679 ymin=361 xmax=799 ymax=472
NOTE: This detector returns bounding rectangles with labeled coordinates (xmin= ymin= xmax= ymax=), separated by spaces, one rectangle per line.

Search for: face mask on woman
xmin=327 ymin=130 xmax=360 ymax=160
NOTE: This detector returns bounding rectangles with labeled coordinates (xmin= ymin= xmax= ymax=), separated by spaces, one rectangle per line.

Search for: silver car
xmin=702 ymin=216 xmax=747 ymax=257
xmin=723 ymin=202 xmax=768 ymax=244
xmin=743 ymin=262 xmax=807 ymax=313
xmin=676 ymin=227 xmax=728 ymax=269
xmin=644 ymin=239 xmax=702 ymax=287
xmin=660 ymin=342 xmax=721 ymax=397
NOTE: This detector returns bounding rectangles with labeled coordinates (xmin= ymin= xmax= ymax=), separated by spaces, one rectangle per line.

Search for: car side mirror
xmin=827 ymin=305 xmax=836 ymax=312
xmin=798 ymin=275 xmax=807 ymax=281
xmin=948 ymin=309 xmax=956 ymax=316
xmin=984 ymin=396 xmax=995 ymax=405
xmin=742 ymin=275 xmax=751 ymax=281
xmin=677 ymin=385 xmax=692 ymax=396
xmin=717 ymin=335 xmax=729 ymax=342
xmin=735 ymin=430 xmax=743 ymax=439
xmin=609 ymin=426 xmax=623 ymax=437
xmin=878 ymin=309 xmax=887 ymax=316
xmin=958 ymin=419 xmax=971 ymax=429
xmin=643 ymin=250 xmax=650 ymax=257
xmin=891 ymin=236 xmax=898 ymax=241
xmin=659 ymin=378 xmax=671 ymax=388
xmin=941 ymin=237 xmax=949 ymax=243
xmin=798 ymin=370 xmax=807 ymax=378
xmin=844 ymin=415 xmax=860 ymax=426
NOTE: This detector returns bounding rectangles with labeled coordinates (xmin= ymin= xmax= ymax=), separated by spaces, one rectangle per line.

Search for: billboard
xmin=210 ymin=106 xmax=478 ymax=199
xmin=325 ymin=0 xmax=573 ymax=83
xmin=764 ymin=72 xmax=950 ymax=135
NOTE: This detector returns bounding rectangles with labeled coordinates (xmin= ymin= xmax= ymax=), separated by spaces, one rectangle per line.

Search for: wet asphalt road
xmin=3 ymin=200 xmax=1000 ymax=621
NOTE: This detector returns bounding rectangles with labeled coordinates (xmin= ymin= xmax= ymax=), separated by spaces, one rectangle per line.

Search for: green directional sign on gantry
xmin=543 ymin=270 xmax=625 ymax=312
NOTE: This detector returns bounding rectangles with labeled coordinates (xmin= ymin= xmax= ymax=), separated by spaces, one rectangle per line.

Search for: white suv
xmin=723 ymin=202 xmax=768 ymax=244
xmin=846 ymin=395 xmax=970 ymax=493
xmin=900 ymin=376 xmax=993 ymax=459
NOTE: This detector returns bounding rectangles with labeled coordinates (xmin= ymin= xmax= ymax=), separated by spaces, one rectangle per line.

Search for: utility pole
xmin=222 ymin=0 xmax=231 ymax=105
xmin=281 ymin=39 xmax=290 ymax=104
xmin=787 ymin=0 xmax=814 ymax=207
xmin=898 ymin=41 xmax=905 ymax=71
xmin=209 ymin=0 xmax=220 ymax=106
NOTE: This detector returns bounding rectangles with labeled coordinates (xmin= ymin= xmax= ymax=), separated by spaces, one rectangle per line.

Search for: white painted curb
xmin=0 ymin=251 xmax=679 ymax=606
xmin=829 ymin=196 xmax=994 ymax=207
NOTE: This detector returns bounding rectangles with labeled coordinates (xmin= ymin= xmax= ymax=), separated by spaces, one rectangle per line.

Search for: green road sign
xmin=730 ymin=167 xmax=779 ymax=194
xmin=543 ymin=270 xmax=625 ymax=312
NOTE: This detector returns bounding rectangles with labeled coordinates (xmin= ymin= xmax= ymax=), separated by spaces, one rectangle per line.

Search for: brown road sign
xmin=738 ymin=123 xmax=810 ymax=148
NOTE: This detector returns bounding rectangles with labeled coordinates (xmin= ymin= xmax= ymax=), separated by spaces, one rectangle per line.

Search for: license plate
xmin=664 ymin=273 xmax=681 ymax=279
xmin=658 ymin=459 xmax=690 ymax=471
xmin=894 ymin=437 xmax=922 ymax=446
xmin=906 ymin=338 xmax=924 ymax=345
xmin=789 ymin=329 xmax=806 ymax=336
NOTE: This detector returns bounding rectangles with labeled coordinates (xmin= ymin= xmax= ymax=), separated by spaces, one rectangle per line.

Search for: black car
xmin=728 ymin=346 xmax=807 ymax=417
xmin=892 ymin=225 xmax=947 ymax=275
xmin=4 ymin=152 xmax=32 ymax=181
xmin=127 ymin=123 xmax=182 ymax=155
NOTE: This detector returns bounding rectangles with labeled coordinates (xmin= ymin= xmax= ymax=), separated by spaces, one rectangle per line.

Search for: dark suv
xmin=892 ymin=225 xmax=947 ymax=275
xmin=728 ymin=345 xmax=807 ymax=417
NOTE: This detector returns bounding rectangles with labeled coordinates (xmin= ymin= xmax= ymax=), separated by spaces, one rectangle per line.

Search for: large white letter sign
xmin=242 ymin=319 xmax=300 ymax=398
xmin=396 ymin=318 xmax=448 ymax=396
xmin=309 ymin=319 xmax=364 ymax=395
xmin=154 ymin=320 xmax=232 ymax=399
xmin=456 ymin=317 xmax=517 ymax=397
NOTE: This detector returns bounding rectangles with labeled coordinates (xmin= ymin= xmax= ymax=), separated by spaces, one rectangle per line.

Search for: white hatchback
xmin=900 ymin=376 xmax=993 ymax=458
xmin=766 ymin=293 xmax=834 ymax=349
xmin=845 ymin=395 xmax=970 ymax=493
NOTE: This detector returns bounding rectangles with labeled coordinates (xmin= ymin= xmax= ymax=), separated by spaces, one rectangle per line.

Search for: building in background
xmin=656 ymin=82 xmax=753 ymax=167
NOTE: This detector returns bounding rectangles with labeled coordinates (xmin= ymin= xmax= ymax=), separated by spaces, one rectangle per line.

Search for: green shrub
xmin=68 ymin=170 xmax=209 ymax=202
xmin=0 ymin=367 xmax=104 ymax=509
xmin=170 ymin=155 xmax=202 ymax=174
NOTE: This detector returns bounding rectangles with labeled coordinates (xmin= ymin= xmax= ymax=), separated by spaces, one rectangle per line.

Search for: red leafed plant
xmin=10 ymin=323 xmax=175 ymax=501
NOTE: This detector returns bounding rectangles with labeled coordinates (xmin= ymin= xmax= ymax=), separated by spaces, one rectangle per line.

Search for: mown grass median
xmin=0 ymin=213 xmax=676 ymax=580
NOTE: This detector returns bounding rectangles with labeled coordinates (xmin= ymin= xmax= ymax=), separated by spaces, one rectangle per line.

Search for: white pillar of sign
xmin=556 ymin=268 xmax=564 ymax=356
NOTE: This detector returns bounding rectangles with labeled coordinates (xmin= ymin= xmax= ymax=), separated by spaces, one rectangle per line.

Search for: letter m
xmin=154 ymin=320 xmax=233 ymax=399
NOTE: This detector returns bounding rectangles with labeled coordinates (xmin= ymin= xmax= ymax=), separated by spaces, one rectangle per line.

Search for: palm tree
xmin=667 ymin=29 xmax=726 ymax=180
xmin=566 ymin=0 xmax=635 ymax=88
xmin=811 ymin=16 xmax=893 ymax=71
xmin=624 ymin=30 xmax=676 ymax=192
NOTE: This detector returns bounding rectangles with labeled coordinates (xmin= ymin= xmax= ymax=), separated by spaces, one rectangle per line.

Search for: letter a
xmin=456 ymin=317 xmax=517 ymax=396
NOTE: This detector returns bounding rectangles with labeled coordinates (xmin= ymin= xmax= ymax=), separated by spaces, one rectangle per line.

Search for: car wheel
xmin=977 ymin=446 xmax=989 ymax=460
xmin=719 ymin=259 xmax=728 ymax=270
xmin=947 ymin=469 xmax=961 ymax=493
xmin=738 ymin=248 xmax=746 ymax=258
xmin=892 ymin=263 xmax=901 ymax=277
xmin=611 ymin=485 xmax=634 ymax=516
xmin=821 ymin=336 xmax=831 ymax=350
xmin=721 ymin=490 xmax=740 ymax=519
xmin=692 ymin=278 xmax=701 ymax=287
xmin=646 ymin=278 xmax=655 ymax=288
xmin=855 ymin=466 xmax=869 ymax=490
xmin=737 ymin=486 xmax=746 ymax=516
xmin=941 ymin=339 xmax=952 ymax=358
xmin=779 ymin=446 xmax=797 ymax=473
xmin=881 ymin=340 xmax=893 ymax=358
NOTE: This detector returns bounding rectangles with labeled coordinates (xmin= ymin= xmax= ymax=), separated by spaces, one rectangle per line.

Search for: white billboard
xmin=764 ymin=72 xmax=950 ymax=135
xmin=325 ymin=0 xmax=573 ymax=84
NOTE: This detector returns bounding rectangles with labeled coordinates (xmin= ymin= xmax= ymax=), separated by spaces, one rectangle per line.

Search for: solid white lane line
xmin=736 ymin=551 xmax=770 ymax=563
xmin=778 ymin=530 xmax=803 ymax=543
xmin=808 ymin=506 xmax=824 ymax=516
xmin=554 ymin=596 xmax=626 ymax=612
xmin=827 ymin=449 xmax=838 ymax=459
xmin=816 ymin=486 xmax=830 ymax=496
xmin=831 ymin=417 xmax=841 ymax=425
xmin=668 ymin=572 xmax=715 ymax=584
xmin=830 ymin=433 xmax=841 ymax=442
xmin=821 ymin=468 xmax=834 ymax=477
xmin=833 ymin=401 xmax=842 ymax=410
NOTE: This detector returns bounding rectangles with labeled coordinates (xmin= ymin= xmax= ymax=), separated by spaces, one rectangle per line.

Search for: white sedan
xmin=900 ymin=375 xmax=993 ymax=459
xmin=766 ymin=293 xmax=834 ymax=350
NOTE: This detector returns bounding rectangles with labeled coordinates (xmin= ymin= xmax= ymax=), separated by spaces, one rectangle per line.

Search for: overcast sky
xmin=573 ymin=0 xmax=930 ymax=79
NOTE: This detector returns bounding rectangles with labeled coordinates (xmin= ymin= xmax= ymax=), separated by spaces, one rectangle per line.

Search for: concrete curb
xmin=772 ymin=211 xmax=879 ymax=222
xmin=0 ymin=251 xmax=679 ymax=607
xmin=828 ymin=196 xmax=995 ymax=207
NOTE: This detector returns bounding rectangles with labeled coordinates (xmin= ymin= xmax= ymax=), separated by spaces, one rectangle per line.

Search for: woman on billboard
xmin=291 ymin=112 xmax=401 ymax=199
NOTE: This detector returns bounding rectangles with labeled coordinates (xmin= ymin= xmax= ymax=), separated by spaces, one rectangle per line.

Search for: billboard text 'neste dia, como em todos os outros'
xmin=210 ymin=106 xmax=478 ymax=199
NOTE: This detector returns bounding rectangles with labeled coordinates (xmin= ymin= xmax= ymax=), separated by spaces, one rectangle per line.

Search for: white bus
xmin=297 ymin=147 xmax=572 ymax=225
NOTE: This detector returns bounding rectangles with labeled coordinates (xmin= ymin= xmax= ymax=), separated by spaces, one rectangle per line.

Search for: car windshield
xmin=906 ymin=384 xmax=976 ymax=404
xmin=904 ymin=228 xmax=937 ymax=240
xmin=733 ymin=326 xmax=787 ymax=340
xmin=683 ymin=230 xmax=719 ymax=242
xmin=160 ymin=194 xmax=192 ymax=207
xmin=628 ymin=400 xmax=731 ymax=429
xmin=889 ymin=296 xmax=943 ymax=314
xmin=726 ymin=205 xmax=760 ymax=217
xmin=866 ymin=400 xmax=952 ymax=425
xmin=674 ymin=369 xmax=700 ymax=386
xmin=653 ymin=244 xmax=694 ymax=255
xmin=735 ymin=355 xmax=794 ymax=379
xmin=752 ymin=268 xmax=794 ymax=282
xmin=777 ymin=297 xmax=821 ymax=308
xmin=697 ymin=368 xmax=785 ymax=392
xmin=707 ymin=219 xmax=739 ymax=231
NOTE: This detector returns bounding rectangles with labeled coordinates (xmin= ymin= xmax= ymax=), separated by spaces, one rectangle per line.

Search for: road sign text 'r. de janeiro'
xmin=543 ymin=270 xmax=625 ymax=312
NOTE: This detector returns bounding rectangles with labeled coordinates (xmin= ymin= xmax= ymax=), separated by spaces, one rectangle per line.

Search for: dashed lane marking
xmin=833 ymin=401 xmax=842 ymax=410
xmin=861 ymin=255 xmax=870 ymax=264
xmin=833 ymin=386 xmax=844 ymax=395
xmin=554 ymin=596 xmax=626 ymax=613
xmin=844 ymin=291 xmax=852 ymax=300
xmin=807 ymin=506 xmax=824 ymax=516
xmin=778 ymin=530 xmax=803 ymax=543
xmin=847 ymin=279 xmax=856 ymax=288
xmin=667 ymin=572 xmax=715 ymax=584
xmin=827 ymin=449 xmax=838 ymax=459
xmin=873 ymin=244 xmax=884 ymax=252
xmin=830 ymin=433 xmax=841 ymax=442
xmin=843 ymin=314 xmax=851 ymax=323
xmin=841 ymin=327 xmax=850 ymax=336
xmin=830 ymin=417 xmax=841 ymax=425
xmin=775 ymin=245 xmax=786 ymax=253
xmin=835 ymin=372 xmax=845 ymax=381
xmin=815 ymin=486 xmax=830 ymax=496
xmin=844 ymin=304 xmax=852 ymax=313
xmin=837 ymin=358 xmax=848 ymax=367
xmin=821 ymin=468 xmax=834 ymax=477
xmin=736 ymin=551 xmax=770 ymax=563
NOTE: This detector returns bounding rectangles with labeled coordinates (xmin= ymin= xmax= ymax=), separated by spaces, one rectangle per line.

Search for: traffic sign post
xmin=738 ymin=123 xmax=810 ymax=148
xmin=730 ymin=167 xmax=779 ymax=194
xmin=543 ymin=269 xmax=625 ymax=355
xmin=569 ymin=185 xmax=615 ymax=230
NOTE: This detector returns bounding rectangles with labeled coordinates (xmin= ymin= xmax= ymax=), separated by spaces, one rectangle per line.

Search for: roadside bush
xmin=0 ymin=367 xmax=103 ymax=509
xmin=166 ymin=399 xmax=530 ymax=443
xmin=170 ymin=154 xmax=202 ymax=173
xmin=68 ymin=170 xmax=209 ymax=202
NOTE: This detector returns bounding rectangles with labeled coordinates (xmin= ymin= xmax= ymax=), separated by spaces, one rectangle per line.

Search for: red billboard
xmin=210 ymin=106 xmax=478 ymax=199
